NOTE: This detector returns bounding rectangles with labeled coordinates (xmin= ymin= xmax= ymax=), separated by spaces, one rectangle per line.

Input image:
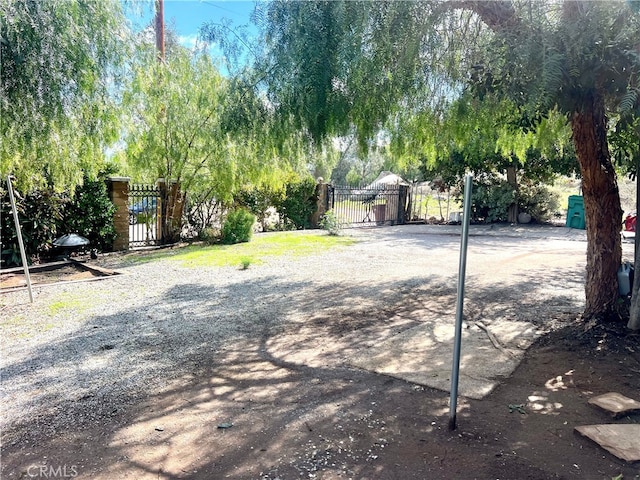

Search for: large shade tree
xmin=258 ymin=0 xmax=640 ymax=323
xmin=0 ymin=0 xmax=130 ymax=191
xmin=462 ymin=0 xmax=640 ymax=325
xmin=122 ymin=33 xmax=302 ymax=240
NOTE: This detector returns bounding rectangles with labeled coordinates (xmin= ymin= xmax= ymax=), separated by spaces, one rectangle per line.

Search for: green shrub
xmin=454 ymin=174 xmax=560 ymax=224
xmin=1 ymin=186 xmax=69 ymax=267
xmin=221 ymin=209 xmax=255 ymax=244
xmin=1 ymin=174 xmax=117 ymax=267
xmin=63 ymin=176 xmax=116 ymax=252
xmin=276 ymin=176 xmax=317 ymax=230
xmin=239 ymin=256 xmax=252 ymax=269
xmin=455 ymin=176 xmax=516 ymax=223
xmin=518 ymin=181 xmax=560 ymax=223
xmin=320 ymin=209 xmax=342 ymax=236
xmin=198 ymin=227 xmax=219 ymax=245
xmin=234 ymin=185 xmax=283 ymax=231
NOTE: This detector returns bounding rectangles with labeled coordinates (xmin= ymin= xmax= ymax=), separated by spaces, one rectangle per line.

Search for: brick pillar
xmin=107 ymin=177 xmax=130 ymax=251
xmin=310 ymin=179 xmax=329 ymax=228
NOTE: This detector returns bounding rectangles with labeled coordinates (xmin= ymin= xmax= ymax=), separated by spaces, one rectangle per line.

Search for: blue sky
xmin=127 ymin=0 xmax=257 ymax=49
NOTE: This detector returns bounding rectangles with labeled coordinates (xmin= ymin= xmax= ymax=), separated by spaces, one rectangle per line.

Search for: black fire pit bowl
xmin=52 ymin=233 xmax=90 ymax=258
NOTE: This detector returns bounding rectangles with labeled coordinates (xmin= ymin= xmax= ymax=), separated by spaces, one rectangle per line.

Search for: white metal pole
xmin=449 ymin=174 xmax=472 ymax=430
xmin=6 ymin=175 xmax=34 ymax=303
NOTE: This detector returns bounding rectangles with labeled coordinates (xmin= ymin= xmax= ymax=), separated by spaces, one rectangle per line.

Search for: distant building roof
xmin=366 ymin=171 xmax=410 ymax=188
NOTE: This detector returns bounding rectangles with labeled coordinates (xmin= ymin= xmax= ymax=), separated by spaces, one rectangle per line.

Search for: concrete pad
xmin=575 ymin=425 xmax=640 ymax=462
xmin=588 ymin=392 xmax=640 ymax=418
xmin=349 ymin=318 xmax=541 ymax=400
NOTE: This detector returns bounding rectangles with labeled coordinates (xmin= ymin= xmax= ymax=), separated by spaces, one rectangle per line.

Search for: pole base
xmin=448 ymin=415 xmax=457 ymax=431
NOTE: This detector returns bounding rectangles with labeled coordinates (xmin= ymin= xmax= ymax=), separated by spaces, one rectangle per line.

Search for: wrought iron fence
xmin=406 ymin=182 xmax=455 ymax=223
xmin=327 ymin=184 xmax=408 ymax=227
xmin=406 ymin=182 xmax=433 ymax=223
xmin=128 ymin=184 xmax=161 ymax=247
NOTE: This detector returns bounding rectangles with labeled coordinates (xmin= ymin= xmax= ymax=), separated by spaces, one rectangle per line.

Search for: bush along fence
xmin=1 ymin=176 xmax=117 ymax=267
xmin=107 ymin=178 xmax=415 ymax=253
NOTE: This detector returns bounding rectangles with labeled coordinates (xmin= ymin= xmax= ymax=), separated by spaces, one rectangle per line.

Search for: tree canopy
xmin=258 ymin=0 xmax=640 ymax=322
xmin=120 ymin=31 xmax=312 ymax=234
xmin=4 ymin=0 xmax=640 ymax=324
xmin=0 ymin=0 xmax=130 ymax=191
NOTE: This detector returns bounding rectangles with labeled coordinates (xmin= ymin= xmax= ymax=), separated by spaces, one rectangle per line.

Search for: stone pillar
xmin=156 ymin=178 xmax=166 ymax=244
xmin=106 ymin=177 xmax=130 ymax=251
xmin=168 ymin=180 xmax=184 ymax=242
xmin=310 ymin=179 xmax=329 ymax=228
xmin=384 ymin=186 xmax=401 ymax=225
xmin=157 ymin=179 xmax=167 ymax=244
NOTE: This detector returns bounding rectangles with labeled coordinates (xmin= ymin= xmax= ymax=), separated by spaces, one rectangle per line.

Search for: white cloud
xmin=178 ymin=34 xmax=199 ymax=49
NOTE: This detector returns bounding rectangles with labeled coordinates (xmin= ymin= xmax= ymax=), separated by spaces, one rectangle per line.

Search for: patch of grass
xmin=127 ymin=231 xmax=357 ymax=268
xmin=239 ymin=256 xmax=252 ymax=270
xmin=47 ymin=293 xmax=88 ymax=316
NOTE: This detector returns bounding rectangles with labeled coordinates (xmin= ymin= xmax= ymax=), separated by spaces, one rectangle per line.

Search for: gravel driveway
xmin=1 ymin=224 xmax=632 ymax=477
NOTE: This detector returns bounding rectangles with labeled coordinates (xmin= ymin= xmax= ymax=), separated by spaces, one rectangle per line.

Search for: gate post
xmin=398 ymin=185 xmax=409 ymax=225
xmin=106 ymin=177 xmax=130 ymax=251
xmin=157 ymin=179 xmax=167 ymax=244
xmin=310 ymin=178 xmax=329 ymax=228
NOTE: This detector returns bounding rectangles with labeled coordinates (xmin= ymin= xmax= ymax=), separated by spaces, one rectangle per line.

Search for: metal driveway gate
xmin=128 ymin=184 xmax=161 ymax=247
xmin=328 ymin=184 xmax=408 ymax=227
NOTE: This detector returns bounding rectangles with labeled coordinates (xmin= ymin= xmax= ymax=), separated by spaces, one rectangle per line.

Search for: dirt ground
xmin=3 ymin=228 xmax=640 ymax=480
xmin=0 ymin=262 xmax=113 ymax=290
xmin=3 ymin=316 xmax=640 ymax=479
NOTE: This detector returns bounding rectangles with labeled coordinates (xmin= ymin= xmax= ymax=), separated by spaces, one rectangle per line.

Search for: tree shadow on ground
xmin=1 ymin=250 xmax=591 ymax=479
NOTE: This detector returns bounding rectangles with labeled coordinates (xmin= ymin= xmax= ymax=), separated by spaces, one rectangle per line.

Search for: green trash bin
xmin=566 ymin=195 xmax=585 ymax=230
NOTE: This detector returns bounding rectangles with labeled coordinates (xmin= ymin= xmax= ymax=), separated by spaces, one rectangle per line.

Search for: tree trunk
xmin=158 ymin=179 xmax=183 ymax=244
xmin=571 ymin=93 xmax=623 ymax=320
